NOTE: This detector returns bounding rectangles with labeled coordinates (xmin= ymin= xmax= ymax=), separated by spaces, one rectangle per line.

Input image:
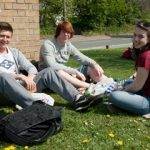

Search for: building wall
xmin=0 ymin=0 xmax=40 ymax=60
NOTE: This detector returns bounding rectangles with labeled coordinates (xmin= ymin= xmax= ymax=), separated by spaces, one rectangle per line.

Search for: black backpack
xmin=0 ymin=101 xmax=63 ymax=146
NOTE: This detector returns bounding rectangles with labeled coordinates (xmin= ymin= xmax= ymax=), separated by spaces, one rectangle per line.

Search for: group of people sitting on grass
xmin=0 ymin=20 xmax=149 ymax=118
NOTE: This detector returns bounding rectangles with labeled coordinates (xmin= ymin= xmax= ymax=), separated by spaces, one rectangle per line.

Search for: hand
xmin=89 ymin=63 xmax=104 ymax=82
xmin=17 ymin=74 xmax=37 ymax=92
xmin=75 ymin=70 xmax=86 ymax=81
xmin=93 ymin=63 xmax=104 ymax=76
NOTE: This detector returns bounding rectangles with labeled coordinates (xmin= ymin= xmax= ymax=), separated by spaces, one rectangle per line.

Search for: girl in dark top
xmin=109 ymin=22 xmax=150 ymax=118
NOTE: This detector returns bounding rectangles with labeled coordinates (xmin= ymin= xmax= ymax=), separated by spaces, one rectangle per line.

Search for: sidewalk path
xmin=71 ymin=35 xmax=132 ymax=50
xmin=41 ymin=34 xmax=132 ymax=50
xmin=71 ymin=35 xmax=111 ymax=42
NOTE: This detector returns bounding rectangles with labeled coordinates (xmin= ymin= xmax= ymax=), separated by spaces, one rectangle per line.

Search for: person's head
xmin=0 ymin=22 xmax=13 ymax=48
xmin=133 ymin=21 xmax=150 ymax=49
xmin=55 ymin=21 xmax=74 ymax=40
xmin=0 ymin=22 xmax=13 ymax=33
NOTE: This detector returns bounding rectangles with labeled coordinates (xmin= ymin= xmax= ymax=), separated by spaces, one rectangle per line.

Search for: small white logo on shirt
xmin=0 ymin=59 xmax=14 ymax=69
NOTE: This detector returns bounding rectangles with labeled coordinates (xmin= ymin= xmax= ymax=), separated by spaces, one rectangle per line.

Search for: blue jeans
xmin=109 ymin=91 xmax=150 ymax=115
xmin=0 ymin=68 xmax=80 ymax=108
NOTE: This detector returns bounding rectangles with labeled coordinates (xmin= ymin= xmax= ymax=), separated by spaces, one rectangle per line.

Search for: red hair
xmin=55 ymin=21 xmax=74 ymax=39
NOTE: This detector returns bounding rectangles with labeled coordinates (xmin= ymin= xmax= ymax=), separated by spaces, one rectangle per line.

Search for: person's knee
xmin=109 ymin=91 xmax=124 ymax=102
xmin=141 ymin=99 xmax=150 ymax=115
xmin=43 ymin=67 xmax=57 ymax=78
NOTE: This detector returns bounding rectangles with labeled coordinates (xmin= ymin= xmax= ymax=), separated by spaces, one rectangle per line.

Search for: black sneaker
xmin=73 ymin=95 xmax=102 ymax=112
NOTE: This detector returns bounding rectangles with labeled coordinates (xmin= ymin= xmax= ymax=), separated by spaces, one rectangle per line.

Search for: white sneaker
xmin=86 ymin=83 xmax=106 ymax=96
xmin=87 ymin=84 xmax=106 ymax=96
xmin=31 ymin=93 xmax=55 ymax=106
xmin=142 ymin=113 xmax=150 ymax=119
xmin=86 ymin=78 xmax=116 ymax=96
xmin=15 ymin=104 xmax=23 ymax=110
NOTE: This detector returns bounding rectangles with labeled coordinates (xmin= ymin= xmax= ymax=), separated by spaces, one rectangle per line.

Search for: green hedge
xmin=40 ymin=0 xmax=142 ymax=35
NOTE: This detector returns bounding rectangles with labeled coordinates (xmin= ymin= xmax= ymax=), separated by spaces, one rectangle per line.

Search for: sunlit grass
xmin=0 ymin=48 xmax=149 ymax=150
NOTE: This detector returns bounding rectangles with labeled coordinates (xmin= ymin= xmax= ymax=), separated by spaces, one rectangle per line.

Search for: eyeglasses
xmin=62 ymin=30 xmax=71 ymax=35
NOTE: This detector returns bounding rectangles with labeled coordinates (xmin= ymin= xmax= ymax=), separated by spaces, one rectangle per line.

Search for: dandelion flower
xmin=82 ymin=139 xmax=91 ymax=143
xmin=117 ymin=140 xmax=123 ymax=146
xmin=108 ymin=133 xmax=115 ymax=138
xmin=24 ymin=146 xmax=29 ymax=149
xmin=4 ymin=145 xmax=16 ymax=150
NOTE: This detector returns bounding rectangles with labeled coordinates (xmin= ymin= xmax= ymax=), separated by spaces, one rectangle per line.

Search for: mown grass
xmin=0 ymin=48 xmax=150 ymax=150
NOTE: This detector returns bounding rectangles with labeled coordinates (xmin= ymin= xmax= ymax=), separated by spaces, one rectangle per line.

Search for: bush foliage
xmin=40 ymin=0 xmax=142 ymax=35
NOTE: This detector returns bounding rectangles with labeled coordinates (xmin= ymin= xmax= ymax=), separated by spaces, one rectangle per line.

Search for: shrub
xmin=71 ymin=0 xmax=141 ymax=32
xmin=40 ymin=0 xmax=142 ymax=35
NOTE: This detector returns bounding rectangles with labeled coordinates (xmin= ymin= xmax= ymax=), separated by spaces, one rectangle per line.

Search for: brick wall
xmin=0 ymin=0 xmax=40 ymax=60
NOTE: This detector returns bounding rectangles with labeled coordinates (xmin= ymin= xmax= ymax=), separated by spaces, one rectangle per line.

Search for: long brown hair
xmin=133 ymin=21 xmax=150 ymax=59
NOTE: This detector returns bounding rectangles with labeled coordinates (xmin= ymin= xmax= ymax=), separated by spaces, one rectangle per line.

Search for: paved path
xmin=71 ymin=35 xmax=132 ymax=50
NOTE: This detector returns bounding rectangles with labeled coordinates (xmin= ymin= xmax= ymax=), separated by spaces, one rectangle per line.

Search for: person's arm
xmin=17 ymin=50 xmax=38 ymax=75
xmin=129 ymin=72 xmax=137 ymax=79
xmin=14 ymin=74 xmax=37 ymax=92
xmin=41 ymin=40 xmax=79 ymax=74
xmin=71 ymin=44 xmax=104 ymax=77
xmin=124 ymin=67 xmax=149 ymax=92
xmin=15 ymin=50 xmax=38 ymax=92
xmin=71 ymin=44 xmax=96 ymax=66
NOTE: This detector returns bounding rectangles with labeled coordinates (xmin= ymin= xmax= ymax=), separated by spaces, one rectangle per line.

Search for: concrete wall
xmin=0 ymin=0 xmax=40 ymax=60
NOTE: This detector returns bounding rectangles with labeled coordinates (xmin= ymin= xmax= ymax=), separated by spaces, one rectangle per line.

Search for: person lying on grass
xmin=0 ymin=21 xmax=103 ymax=112
xmin=39 ymin=20 xmax=114 ymax=96
xmin=108 ymin=21 xmax=150 ymax=118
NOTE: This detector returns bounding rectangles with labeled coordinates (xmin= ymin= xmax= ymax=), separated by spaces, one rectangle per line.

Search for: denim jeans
xmin=109 ymin=91 xmax=150 ymax=115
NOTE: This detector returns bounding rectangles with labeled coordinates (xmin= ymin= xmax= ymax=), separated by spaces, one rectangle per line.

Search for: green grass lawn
xmin=0 ymin=49 xmax=150 ymax=150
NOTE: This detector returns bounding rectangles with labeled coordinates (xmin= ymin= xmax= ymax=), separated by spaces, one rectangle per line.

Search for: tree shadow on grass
xmin=0 ymin=109 xmax=9 ymax=119
xmin=54 ymin=101 xmax=72 ymax=111
xmin=93 ymin=101 xmax=138 ymax=117
xmin=54 ymin=99 xmax=138 ymax=117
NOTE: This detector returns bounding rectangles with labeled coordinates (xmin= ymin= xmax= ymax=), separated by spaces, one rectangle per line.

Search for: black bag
xmin=0 ymin=101 xmax=63 ymax=146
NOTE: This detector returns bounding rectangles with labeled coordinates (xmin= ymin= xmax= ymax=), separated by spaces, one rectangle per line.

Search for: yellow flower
xmin=117 ymin=140 xmax=123 ymax=146
xmin=82 ymin=139 xmax=91 ymax=143
xmin=106 ymin=115 xmax=110 ymax=118
xmin=24 ymin=146 xmax=29 ymax=149
xmin=4 ymin=145 xmax=16 ymax=150
xmin=133 ymin=120 xmax=138 ymax=123
xmin=108 ymin=133 xmax=115 ymax=138
xmin=137 ymin=128 xmax=140 ymax=131
xmin=84 ymin=121 xmax=88 ymax=126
